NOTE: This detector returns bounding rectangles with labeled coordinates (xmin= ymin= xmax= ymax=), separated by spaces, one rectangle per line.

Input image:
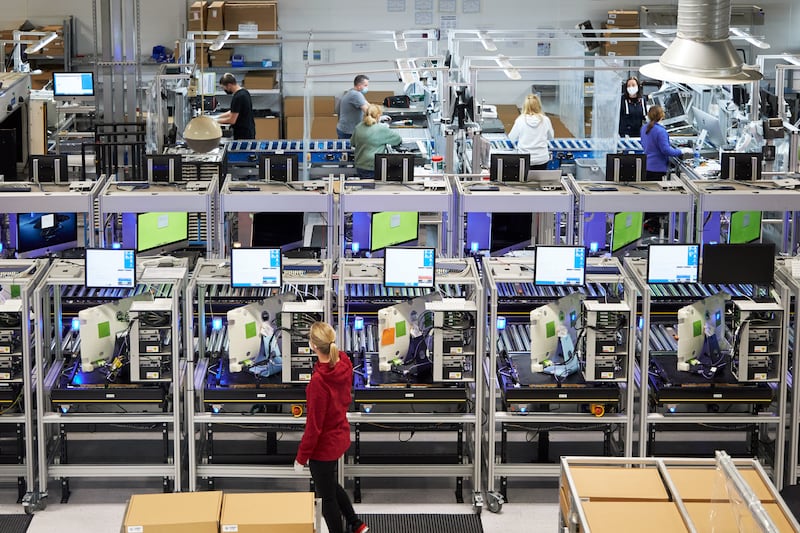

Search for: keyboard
xmin=0 ymin=182 xmax=31 ymax=192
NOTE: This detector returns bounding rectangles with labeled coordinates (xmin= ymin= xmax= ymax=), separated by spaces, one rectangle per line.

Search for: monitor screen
xmin=375 ymin=153 xmax=415 ymax=182
xmin=383 ymin=247 xmax=435 ymax=288
xmin=729 ymin=211 xmax=762 ymax=244
xmin=534 ymin=246 xmax=586 ymax=286
xmin=251 ymin=212 xmax=304 ymax=249
xmin=489 ymin=153 xmax=530 ymax=182
xmin=490 ymin=212 xmax=532 ymax=254
xmin=52 ymin=72 xmax=94 ymax=99
xmin=370 ymin=211 xmax=419 ymax=251
xmin=14 ymin=212 xmax=78 ymax=258
xmin=230 ymin=247 xmax=282 ymax=288
xmin=692 ymin=107 xmax=727 ymax=148
xmin=85 ymin=248 xmax=136 ymax=289
xmin=720 ymin=152 xmax=762 ymax=181
xmin=611 ymin=211 xmax=644 ymax=253
xmin=145 ymin=155 xmax=182 ymax=183
xmin=701 ymin=243 xmax=775 ymax=284
xmin=605 ymin=153 xmax=646 ymax=182
xmin=28 ymin=154 xmax=68 ymax=183
xmin=647 ymin=244 xmax=699 ymax=284
xmin=136 ymin=212 xmax=189 ymax=254
xmin=259 ymin=153 xmax=299 ymax=182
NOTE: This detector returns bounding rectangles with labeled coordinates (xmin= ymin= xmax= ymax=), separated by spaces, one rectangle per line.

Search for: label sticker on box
xmin=222 ymin=526 xmax=239 ymax=532
xmin=127 ymin=527 xmax=144 ymax=533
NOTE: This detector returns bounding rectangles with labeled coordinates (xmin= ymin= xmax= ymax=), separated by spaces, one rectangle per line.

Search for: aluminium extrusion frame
xmin=184 ymin=257 xmax=333 ymax=491
xmin=0 ymin=260 xmax=49 ymax=510
xmin=623 ymin=256 xmax=789 ymax=489
xmin=336 ymin=257 xmax=485 ymax=510
xmin=32 ymin=257 xmax=188 ymax=507
xmin=483 ymin=256 xmax=638 ymax=500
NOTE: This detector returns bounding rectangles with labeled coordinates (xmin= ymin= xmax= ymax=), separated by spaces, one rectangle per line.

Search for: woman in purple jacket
xmin=640 ymin=105 xmax=690 ymax=181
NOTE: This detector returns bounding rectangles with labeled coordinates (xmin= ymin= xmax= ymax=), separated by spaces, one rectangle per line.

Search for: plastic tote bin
xmin=575 ymin=158 xmax=605 ymax=181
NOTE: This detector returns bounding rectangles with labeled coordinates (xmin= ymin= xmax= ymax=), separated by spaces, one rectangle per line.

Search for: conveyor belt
xmin=224 ymin=139 xmax=353 ymax=164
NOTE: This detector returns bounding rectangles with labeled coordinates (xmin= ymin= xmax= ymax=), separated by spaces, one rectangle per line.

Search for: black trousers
xmin=309 ymin=459 xmax=358 ymax=533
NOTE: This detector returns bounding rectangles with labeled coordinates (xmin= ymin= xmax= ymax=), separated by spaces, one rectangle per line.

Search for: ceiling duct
xmin=640 ymin=0 xmax=763 ymax=84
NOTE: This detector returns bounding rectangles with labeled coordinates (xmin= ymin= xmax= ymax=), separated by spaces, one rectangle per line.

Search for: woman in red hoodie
xmin=295 ymin=322 xmax=368 ymax=533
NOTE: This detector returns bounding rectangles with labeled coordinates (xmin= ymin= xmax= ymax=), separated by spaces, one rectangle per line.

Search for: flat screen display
xmin=375 ymin=153 xmax=415 ymax=182
xmin=259 ymin=153 xmax=299 ymax=182
xmin=15 ymin=212 xmax=78 ymax=257
xmin=489 ymin=153 xmax=530 ymax=182
xmin=720 ymin=151 xmax=762 ymax=181
xmin=728 ymin=211 xmax=762 ymax=244
xmin=534 ymin=246 xmax=586 ymax=286
xmin=136 ymin=212 xmax=189 ymax=254
xmin=85 ymin=248 xmax=136 ymax=289
xmin=611 ymin=211 xmax=644 ymax=253
xmin=383 ymin=247 xmax=435 ymax=288
xmin=145 ymin=155 xmax=182 ymax=183
xmin=605 ymin=153 xmax=646 ymax=182
xmin=251 ymin=212 xmax=304 ymax=249
xmin=370 ymin=211 xmax=418 ymax=251
xmin=52 ymin=72 xmax=94 ymax=98
xmin=647 ymin=244 xmax=699 ymax=284
xmin=230 ymin=248 xmax=282 ymax=288
xmin=701 ymin=243 xmax=775 ymax=284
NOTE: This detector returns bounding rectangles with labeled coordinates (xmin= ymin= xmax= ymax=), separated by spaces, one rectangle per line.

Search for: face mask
xmin=360 ymin=87 xmax=369 ymax=94
xmin=627 ymin=86 xmax=638 ymax=97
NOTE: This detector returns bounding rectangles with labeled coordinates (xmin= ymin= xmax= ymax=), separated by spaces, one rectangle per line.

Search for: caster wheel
xmin=487 ymin=491 xmax=504 ymax=513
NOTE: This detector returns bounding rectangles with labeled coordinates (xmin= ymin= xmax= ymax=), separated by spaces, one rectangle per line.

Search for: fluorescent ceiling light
xmin=729 ymin=28 xmax=770 ymax=50
xmin=27 ymin=32 xmax=57 ymax=54
xmin=209 ymin=31 xmax=231 ymax=52
xmin=495 ymin=55 xmax=520 ymax=80
xmin=477 ymin=31 xmax=497 ymax=52
xmin=393 ymin=31 xmax=407 ymax=52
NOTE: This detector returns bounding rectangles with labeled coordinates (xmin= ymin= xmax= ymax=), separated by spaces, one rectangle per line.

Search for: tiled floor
xmin=0 ymin=480 xmax=560 ymax=533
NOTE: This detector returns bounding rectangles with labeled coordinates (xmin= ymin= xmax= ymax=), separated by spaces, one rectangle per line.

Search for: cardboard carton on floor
xmin=221 ymin=492 xmax=315 ymax=533
xmin=121 ymin=491 xmax=222 ymax=533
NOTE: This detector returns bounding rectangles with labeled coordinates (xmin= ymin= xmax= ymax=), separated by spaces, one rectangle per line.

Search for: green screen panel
xmin=611 ymin=211 xmax=644 ymax=252
xmin=137 ymin=212 xmax=189 ymax=252
xmin=370 ymin=211 xmax=419 ymax=251
xmin=729 ymin=211 xmax=762 ymax=244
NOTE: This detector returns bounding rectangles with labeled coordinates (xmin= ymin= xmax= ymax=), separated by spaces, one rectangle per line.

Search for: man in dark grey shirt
xmin=336 ymin=74 xmax=370 ymax=139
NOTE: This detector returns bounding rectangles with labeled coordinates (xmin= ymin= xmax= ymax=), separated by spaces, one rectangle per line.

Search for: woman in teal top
xmin=350 ymin=104 xmax=403 ymax=178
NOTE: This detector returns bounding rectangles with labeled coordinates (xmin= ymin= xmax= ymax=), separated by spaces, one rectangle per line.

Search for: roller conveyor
xmin=224 ymin=139 xmax=353 ymax=165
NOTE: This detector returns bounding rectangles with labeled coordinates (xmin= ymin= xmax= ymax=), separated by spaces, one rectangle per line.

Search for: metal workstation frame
xmin=454 ymin=176 xmax=574 ymax=255
xmin=338 ymin=178 xmax=454 ymax=258
xmin=185 ymin=257 xmax=333 ymax=491
xmin=775 ymin=258 xmax=800 ymax=488
xmin=678 ymin=173 xmax=800 ymax=254
xmin=565 ymin=175 xmax=696 ymax=250
xmin=97 ymin=176 xmax=220 ymax=258
xmin=482 ymin=256 xmax=637 ymax=509
xmin=336 ymin=257 xmax=485 ymax=510
xmin=0 ymin=260 xmax=48 ymax=510
xmin=218 ymin=174 xmax=335 ymax=259
xmin=623 ymin=256 xmax=789 ymax=488
xmin=32 ymin=258 xmax=188 ymax=507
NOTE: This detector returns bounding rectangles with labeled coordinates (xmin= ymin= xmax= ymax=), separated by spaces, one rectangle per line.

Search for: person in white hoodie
xmin=508 ymin=94 xmax=555 ymax=170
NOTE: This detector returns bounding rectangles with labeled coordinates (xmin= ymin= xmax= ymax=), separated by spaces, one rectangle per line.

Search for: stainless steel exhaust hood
xmin=640 ymin=0 xmax=763 ymax=84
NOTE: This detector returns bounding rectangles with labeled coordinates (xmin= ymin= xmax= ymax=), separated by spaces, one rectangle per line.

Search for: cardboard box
xmin=311 ymin=116 xmax=338 ymax=138
xmin=284 ymin=96 xmax=304 ymax=117
xmin=365 ymin=90 xmax=393 ymax=106
xmin=568 ymin=466 xmax=670 ymax=501
xmin=313 ymin=96 xmax=335 ymax=116
xmin=30 ymin=69 xmax=55 ymax=90
xmin=121 ymin=491 xmax=222 ymax=533
xmin=285 ymin=116 xmax=304 ymax=138
xmin=188 ymin=1 xmax=208 ymax=31
xmin=582 ymin=502 xmax=687 ymax=533
xmin=224 ymin=2 xmax=277 ymax=34
xmin=245 ymin=71 xmax=276 ymax=90
xmin=603 ymin=41 xmax=639 ymax=57
xmin=548 ymin=113 xmax=574 ymax=138
xmin=607 ymin=10 xmax=639 ymax=27
xmin=209 ymin=47 xmax=233 ymax=67
xmin=255 ymin=117 xmax=280 ymax=139
xmin=220 ymin=492 xmax=314 ymax=533
xmin=667 ymin=467 xmax=777 ymax=503
xmin=194 ymin=44 xmax=209 ymax=70
xmin=207 ymin=1 xmax=226 ymax=31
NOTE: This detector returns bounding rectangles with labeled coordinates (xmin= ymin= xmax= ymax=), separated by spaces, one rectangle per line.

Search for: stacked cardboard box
xmin=284 ymin=95 xmax=337 ymax=139
xmin=207 ymin=1 xmax=226 ymax=30
xmin=603 ymin=9 xmax=639 ymax=57
xmin=224 ymin=2 xmax=277 ymax=35
xmin=188 ymin=1 xmax=208 ymax=31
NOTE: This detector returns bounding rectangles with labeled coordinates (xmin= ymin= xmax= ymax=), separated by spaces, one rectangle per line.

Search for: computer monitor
xmin=251 ymin=212 xmax=305 ymax=250
xmin=534 ymin=246 xmax=586 ymax=286
xmin=28 ymin=154 xmax=68 ymax=183
xmin=52 ymin=72 xmax=95 ymax=103
xmin=605 ymin=153 xmax=646 ymax=182
xmin=370 ymin=211 xmax=419 ymax=252
xmin=729 ymin=211 xmax=762 ymax=244
xmin=230 ymin=247 xmax=282 ymax=288
xmin=84 ymin=248 xmax=136 ymax=289
xmin=258 ymin=153 xmax=299 ymax=182
xmin=383 ymin=247 xmax=435 ymax=288
xmin=489 ymin=153 xmax=530 ymax=182
xmin=136 ymin=212 xmax=189 ymax=255
xmin=692 ymin=107 xmax=727 ymax=148
xmin=720 ymin=152 xmax=762 ymax=181
xmin=610 ymin=211 xmax=644 ymax=253
xmin=13 ymin=212 xmax=78 ymax=258
xmin=375 ymin=153 xmax=415 ymax=182
xmin=701 ymin=243 xmax=775 ymax=285
xmin=490 ymin=212 xmax=532 ymax=254
xmin=145 ymin=155 xmax=182 ymax=183
xmin=647 ymin=244 xmax=699 ymax=284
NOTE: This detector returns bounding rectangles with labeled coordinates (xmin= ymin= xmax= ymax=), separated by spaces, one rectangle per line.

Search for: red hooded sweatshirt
xmin=296 ymin=352 xmax=353 ymax=465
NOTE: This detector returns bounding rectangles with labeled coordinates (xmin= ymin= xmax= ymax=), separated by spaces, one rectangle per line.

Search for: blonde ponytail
xmin=309 ymin=321 xmax=339 ymax=369
xmin=328 ymin=341 xmax=340 ymax=368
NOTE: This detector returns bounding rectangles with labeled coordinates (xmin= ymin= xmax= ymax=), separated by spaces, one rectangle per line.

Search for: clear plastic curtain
xmin=553 ymin=38 xmax=585 ymax=137
xmin=592 ymin=59 xmax=624 ymax=166
xmin=144 ymin=78 xmax=160 ymax=154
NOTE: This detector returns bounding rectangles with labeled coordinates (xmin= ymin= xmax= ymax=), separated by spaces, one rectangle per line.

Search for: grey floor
xmin=0 ymin=478 xmax=560 ymax=533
